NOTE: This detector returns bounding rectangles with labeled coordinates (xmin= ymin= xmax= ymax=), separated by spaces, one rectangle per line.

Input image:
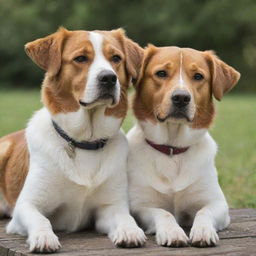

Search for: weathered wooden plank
xmin=0 ymin=209 xmax=255 ymax=256
xmin=229 ymin=208 xmax=256 ymax=223
xmin=220 ymin=221 xmax=256 ymax=239
xmin=1 ymin=236 xmax=256 ymax=256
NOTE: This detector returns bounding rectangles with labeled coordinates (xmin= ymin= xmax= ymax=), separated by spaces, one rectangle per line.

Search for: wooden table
xmin=0 ymin=209 xmax=255 ymax=256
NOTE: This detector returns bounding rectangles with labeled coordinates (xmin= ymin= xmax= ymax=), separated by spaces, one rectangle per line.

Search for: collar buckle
xmin=169 ymin=147 xmax=173 ymax=157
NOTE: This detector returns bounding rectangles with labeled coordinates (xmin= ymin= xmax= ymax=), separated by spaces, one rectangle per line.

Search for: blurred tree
xmin=0 ymin=0 xmax=255 ymax=92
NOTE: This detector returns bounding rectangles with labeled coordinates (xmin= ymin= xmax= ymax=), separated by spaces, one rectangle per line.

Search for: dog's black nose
xmin=172 ymin=90 xmax=191 ymax=108
xmin=97 ymin=70 xmax=117 ymax=88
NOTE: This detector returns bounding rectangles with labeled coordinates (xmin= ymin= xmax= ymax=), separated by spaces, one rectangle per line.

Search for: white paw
xmin=28 ymin=230 xmax=61 ymax=253
xmin=110 ymin=226 xmax=146 ymax=248
xmin=156 ymin=226 xmax=189 ymax=247
xmin=6 ymin=219 xmax=26 ymax=236
xmin=190 ymin=224 xmax=219 ymax=247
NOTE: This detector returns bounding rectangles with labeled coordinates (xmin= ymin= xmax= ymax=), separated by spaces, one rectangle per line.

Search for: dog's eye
xmin=111 ymin=55 xmax=122 ymax=63
xmin=193 ymin=73 xmax=204 ymax=81
xmin=74 ymin=56 xmax=88 ymax=63
xmin=155 ymin=70 xmax=168 ymax=78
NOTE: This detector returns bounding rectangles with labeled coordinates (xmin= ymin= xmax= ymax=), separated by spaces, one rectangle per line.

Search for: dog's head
xmin=25 ymin=27 xmax=143 ymax=118
xmin=134 ymin=45 xmax=240 ymax=128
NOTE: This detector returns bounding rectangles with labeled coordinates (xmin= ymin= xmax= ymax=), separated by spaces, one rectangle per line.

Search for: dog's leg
xmin=5 ymin=157 xmax=62 ymax=253
xmin=136 ymin=207 xmax=189 ymax=247
xmin=94 ymin=137 xmax=146 ymax=248
xmin=189 ymin=200 xmax=229 ymax=247
xmin=7 ymin=202 xmax=61 ymax=253
xmin=180 ymin=174 xmax=230 ymax=247
xmin=6 ymin=159 xmax=62 ymax=253
xmin=94 ymin=174 xmax=146 ymax=247
xmin=96 ymin=204 xmax=146 ymax=247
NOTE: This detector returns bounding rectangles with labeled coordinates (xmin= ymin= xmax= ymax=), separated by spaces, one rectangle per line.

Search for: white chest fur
xmin=18 ymin=107 xmax=127 ymax=232
xmin=127 ymin=122 xmax=217 ymax=194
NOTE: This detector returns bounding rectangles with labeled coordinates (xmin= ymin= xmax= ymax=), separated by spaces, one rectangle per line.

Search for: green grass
xmin=211 ymin=95 xmax=256 ymax=208
xmin=0 ymin=90 xmax=255 ymax=208
xmin=0 ymin=90 xmax=42 ymax=136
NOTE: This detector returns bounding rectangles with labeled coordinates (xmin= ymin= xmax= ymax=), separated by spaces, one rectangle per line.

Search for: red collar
xmin=145 ymin=139 xmax=189 ymax=157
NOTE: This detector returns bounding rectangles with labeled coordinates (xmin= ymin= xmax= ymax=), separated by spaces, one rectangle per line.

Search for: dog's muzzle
xmin=79 ymin=70 xmax=119 ymax=107
xmin=169 ymin=89 xmax=191 ymax=120
xmin=157 ymin=89 xmax=192 ymax=122
xmin=171 ymin=89 xmax=191 ymax=108
xmin=97 ymin=70 xmax=117 ymax=102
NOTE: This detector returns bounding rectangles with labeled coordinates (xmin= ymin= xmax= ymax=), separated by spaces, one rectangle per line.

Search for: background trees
xmin=1 ymin=0 xmax=255 ymax=92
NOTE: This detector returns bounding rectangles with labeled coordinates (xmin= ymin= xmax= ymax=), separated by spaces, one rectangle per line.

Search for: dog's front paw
xmin=110 ymin=225 xmax=146 ymax=248
xmin=190 ymin=224 xmax=219 ymax=247
xmin=156 ymin=226 xmax=189 ymax=247
xmin=28 ymin=229 xmax=61 ymax=253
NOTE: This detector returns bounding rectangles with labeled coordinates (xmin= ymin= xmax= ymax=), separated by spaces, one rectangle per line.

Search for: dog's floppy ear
xmin=135 ymin=44 xmax=158 ymax=88
xmin=25 ymin=27 xmax=68 ymax=76
xmin=204 ymin=51 xmax=240 ymax=101
xmin=112 ymin=28 xmax=144 ymax=85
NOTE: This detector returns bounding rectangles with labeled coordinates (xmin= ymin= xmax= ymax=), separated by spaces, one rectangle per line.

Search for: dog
xmin=127 ymin=45 xmax=240 ymax=247
xmin=0 ymin=27 xmax=146 ymax=253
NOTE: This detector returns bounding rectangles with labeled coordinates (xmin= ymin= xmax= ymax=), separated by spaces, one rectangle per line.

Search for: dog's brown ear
xmin=112 ymin=29 xmax=144 ymax=85
xmin=25 ymin=27 xmax=68 ymax=76
xmin=204 ymin=51 xmax=240 ymax=101
xmin=135 ymin=44 xmax=158 ymax=88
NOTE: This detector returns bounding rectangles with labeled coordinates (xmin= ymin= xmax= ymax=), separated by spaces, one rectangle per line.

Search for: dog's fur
xmin=0 ymin=28 xmax=146 ymax=252
xmin=127 ymin=45 xmax=240 ymax=247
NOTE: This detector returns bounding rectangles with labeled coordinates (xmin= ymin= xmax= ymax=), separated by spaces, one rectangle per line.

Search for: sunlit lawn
xmin=0 ymin=89 xmax=255 ymax=208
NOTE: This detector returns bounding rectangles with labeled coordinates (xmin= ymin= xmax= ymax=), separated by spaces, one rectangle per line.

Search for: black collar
xmin=52 ymin=120 xmax=108 ymax=150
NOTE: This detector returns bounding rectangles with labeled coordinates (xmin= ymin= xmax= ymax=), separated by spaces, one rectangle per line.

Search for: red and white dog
xmin=128 ymin=46 xmax=240 ymax=247
xmin=0 ymin=28 xmax=146 ymax=253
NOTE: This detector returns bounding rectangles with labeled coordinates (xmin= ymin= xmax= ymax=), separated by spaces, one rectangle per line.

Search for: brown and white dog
xmin=0 ymin=28 xmax=146 ymax=253
xmin=127 ymin=45 xmax=240 ymax=247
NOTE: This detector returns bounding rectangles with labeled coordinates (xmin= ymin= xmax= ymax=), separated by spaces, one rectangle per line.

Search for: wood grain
xmin=0 ymin=209 xmax=255 ymax=256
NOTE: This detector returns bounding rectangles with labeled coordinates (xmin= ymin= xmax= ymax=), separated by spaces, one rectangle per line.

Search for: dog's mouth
xmin=99 ymin=93 xmax=115 ymax=101
xmin=156 ymin=110 xmax=192 ymax=123
xmin=79 ymin=93 xmax=117 ymax=108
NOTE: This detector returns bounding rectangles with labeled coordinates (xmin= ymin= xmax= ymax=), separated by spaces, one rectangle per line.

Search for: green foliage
xmin=0 ymin=0 xmax=256 ymax=91
xmin=0 ymin=90 xmax=255 ymax=208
